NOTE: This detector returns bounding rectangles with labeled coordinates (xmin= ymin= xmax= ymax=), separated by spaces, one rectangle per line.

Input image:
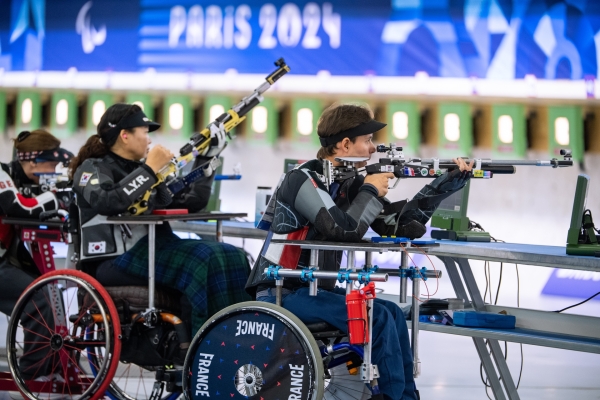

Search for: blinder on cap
xmin=319 ymin=119 xmax=387 ymax=147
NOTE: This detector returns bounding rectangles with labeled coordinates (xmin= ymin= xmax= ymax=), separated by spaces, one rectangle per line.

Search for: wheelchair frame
xmin=3 ymin=214 xmax=439 ymax=400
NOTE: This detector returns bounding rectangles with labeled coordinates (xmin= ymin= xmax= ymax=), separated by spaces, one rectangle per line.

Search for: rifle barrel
xmin=420 ymin=158 xmax=573 ymax=167
xmin=438 ymin=164 xmax=516 ymax=174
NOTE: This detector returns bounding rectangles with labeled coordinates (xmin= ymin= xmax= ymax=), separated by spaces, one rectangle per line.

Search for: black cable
xmin=554 ymin=291 xmax=600 ymax=313
xmin=483 ymin=261 xmax=489 ymax=303
xmin=494 ymin=263 xmax=503 ymax=305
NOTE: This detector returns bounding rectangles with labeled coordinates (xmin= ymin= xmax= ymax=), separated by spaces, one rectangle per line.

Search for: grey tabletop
xmin=2 ymin=217 xmax=64 ymax=229
xmin=271 ymin=239 xmax=438 ymax=252
xmin=407 ymin=240 xmax=600 ymax=271
xmin=170 ymin=220 xmax=267 ymax=239
xmin=106 ymin=212 xmax=247 ymax=224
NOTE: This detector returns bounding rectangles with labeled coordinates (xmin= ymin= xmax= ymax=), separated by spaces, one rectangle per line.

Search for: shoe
xmin=9 ymin=373 xmax=70 ymax=400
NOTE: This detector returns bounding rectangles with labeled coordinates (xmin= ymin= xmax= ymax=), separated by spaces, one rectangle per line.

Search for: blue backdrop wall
xmin=1 ymin=0 xmax=600 ymax=78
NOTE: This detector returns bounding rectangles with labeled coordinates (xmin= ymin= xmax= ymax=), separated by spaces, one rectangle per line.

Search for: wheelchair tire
xmin=183 ymin=301 xmax=324 ymax=400
xmin=7 ymin=269 xmax=122 ymax=400
xmin=96 ymin=362 xmax=182 ymax=400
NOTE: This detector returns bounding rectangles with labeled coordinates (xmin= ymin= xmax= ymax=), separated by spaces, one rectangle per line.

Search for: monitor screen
xmin=433 ymin=180 xmax=471 ymax=220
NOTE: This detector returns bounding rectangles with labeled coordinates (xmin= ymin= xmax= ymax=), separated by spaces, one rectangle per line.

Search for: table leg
xmin=439 ymin=256 xmax=470 ymax=303
xmin=346 ymin=251 xmax=355 ymax=295
xmin=147 ymin=224 xmax=156 ymax=312
xmin=411 ymin=271 xmax=421 ymax=378
xmin=455 ymin=257 xmax=520 ymax=400
xmin=400 ymin=251 xmax=408 ymax=303
xmin=472 ymin=337 xmax=507 ymax=400
xmin=216 ymin=220 xmax=223 ymax=242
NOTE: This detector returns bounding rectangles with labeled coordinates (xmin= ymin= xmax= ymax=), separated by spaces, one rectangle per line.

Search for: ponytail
xmin=68 ymin=135 xmax=109 ymax=179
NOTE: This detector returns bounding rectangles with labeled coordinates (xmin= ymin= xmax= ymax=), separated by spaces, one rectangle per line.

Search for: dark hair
xmin=13 ymin=129 xmax=61 ymax=153
xmin=69 ymin=103 xmax=141 ymax=178
xmin=316 ymin=104 xmax=373 ymax=159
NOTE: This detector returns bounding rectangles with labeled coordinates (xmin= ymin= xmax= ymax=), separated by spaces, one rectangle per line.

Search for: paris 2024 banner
xmin=1 ymin=0 xmax=600 ymax=80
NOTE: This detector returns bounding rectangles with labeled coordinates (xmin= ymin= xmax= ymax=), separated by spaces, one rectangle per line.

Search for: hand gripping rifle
xmin=322 ymin=145 xmax=574 ymax=190
xmin=128 ymin=58 xmax=290 ymax=215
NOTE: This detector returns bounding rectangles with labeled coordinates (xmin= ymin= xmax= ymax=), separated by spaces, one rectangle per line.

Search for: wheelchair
xmin=4 ymin=210 xmax=190 ymax=400
xmin=181 ymin=251 xmax=392 ymax=400
xmin=5 ymin=211 xmax=431 ymax=400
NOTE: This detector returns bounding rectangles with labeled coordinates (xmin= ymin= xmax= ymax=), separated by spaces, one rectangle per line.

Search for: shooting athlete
xmin=246 ymin=104 xmax=474 ymax=400
xmin=69 ymin=103 xmax=251 ymax=343
xmin=0 ymin=129 xmax=73 ymax=387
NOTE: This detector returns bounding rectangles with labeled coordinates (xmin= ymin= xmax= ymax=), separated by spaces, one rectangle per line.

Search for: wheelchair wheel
xmin=95 ymin=362 xmax=182 ymax=400
xmin=7 ymin=269 xmax=122 ymax=400
xmin=183 ymin=301 xmax=324 ymax=400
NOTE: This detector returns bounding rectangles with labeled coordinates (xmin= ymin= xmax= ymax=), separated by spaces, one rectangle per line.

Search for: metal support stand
xmin=346 ymin=251 xmax=356 ymax=294
xmin=455 ymin=258 xmax=520 ymax=400
xmin=400 ymin=251 xmax=408 ymax=303
xmin=275 ymin=278 xmax=283 ymax=306
xmin=403 ymin=266 xmax=442 ymax=379
xmin=216 ymin=220 xmax=223 ymax=242
xmin=147 ymin=223 xmax=156 ymax=312
xmin=360 ymin=296 xmax=380 ymax=385
xmin=437 ymin=256 xmax=519 ymax=400
xmin=364 ymin=252 xmax=373 ymax=270
xmin=411 ymin=268 xmax=421 ymax=378
xmin=309 ymin=249 xmax=319 ymax=296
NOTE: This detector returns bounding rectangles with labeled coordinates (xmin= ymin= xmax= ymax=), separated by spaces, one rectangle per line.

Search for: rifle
xmin=128 ymin=58 xmax=290 ymax=215
xmin=322 ymin=145 xmax=573 ymax=190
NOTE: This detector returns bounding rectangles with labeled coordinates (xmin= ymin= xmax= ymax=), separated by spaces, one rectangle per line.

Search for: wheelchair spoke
xmin=29 ymin=299 xmax=55 ymax=335
xmin=8 ymin=270 xmax=122 ymax=400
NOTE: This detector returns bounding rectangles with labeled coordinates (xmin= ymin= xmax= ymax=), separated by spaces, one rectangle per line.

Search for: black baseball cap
xmin=104 ymin=110 xmax=161 ymax=145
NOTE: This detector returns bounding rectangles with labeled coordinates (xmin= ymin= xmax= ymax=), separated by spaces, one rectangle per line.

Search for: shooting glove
xmin=202 ymin=122 xmax=228 ymax=158
xmin=435 ymin=169 xmax=473 ymax=192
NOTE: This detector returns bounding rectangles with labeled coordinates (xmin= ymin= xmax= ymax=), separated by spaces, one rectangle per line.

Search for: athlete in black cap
xmin=69 ymin=103 xmax=251 ymax=351
xmin=247 ymin=103 xmax=474 ymax=400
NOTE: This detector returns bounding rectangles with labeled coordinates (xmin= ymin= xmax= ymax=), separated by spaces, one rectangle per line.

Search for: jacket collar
xmin=107 ymin=151 xmax=143 ymax=172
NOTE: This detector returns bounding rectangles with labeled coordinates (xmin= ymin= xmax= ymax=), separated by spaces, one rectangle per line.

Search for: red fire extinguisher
xmin=346 ymin=282 xmax=377 ymax=345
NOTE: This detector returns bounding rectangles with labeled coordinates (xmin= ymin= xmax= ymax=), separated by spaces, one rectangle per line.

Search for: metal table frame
xmin=404 ymin=241 xmax=600 ymax=400
xmin=271 ymin=239 xmax=440 ymax=379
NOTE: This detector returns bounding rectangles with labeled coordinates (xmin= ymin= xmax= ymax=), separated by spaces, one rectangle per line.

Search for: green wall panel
xmin=51 ymin=92 xmax=78 ymax=138
xmin=246 ymin=97 xmax=278 ymax=145
xmin=163 ymin=95 xmax=193 ymax=138
xmin=548 ymin=106 xmax=583 ymax=162
xmin=386 ymin=101 xmax=420 ymax=155
xmin=492 ymin=104 xmax=526 ymax=158
xmin=437 ymin=102 xmax=472 ymax=157
xmin=16 ymin=91 xmax=42 ymax=133
xmin=291 ymin=98 xmax=322 ymax=146
xmin=86 ymin=92 xmax=115 ymax=135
